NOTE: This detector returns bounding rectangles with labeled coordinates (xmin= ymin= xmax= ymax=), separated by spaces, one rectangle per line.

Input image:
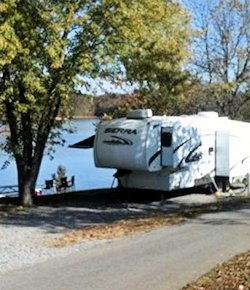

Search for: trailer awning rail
xmin=69 ymin=135 xmax=95 ymax=149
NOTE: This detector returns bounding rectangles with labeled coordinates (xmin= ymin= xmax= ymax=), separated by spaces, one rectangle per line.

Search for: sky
xmin=79 ymin=76 xmax=138 ymax=96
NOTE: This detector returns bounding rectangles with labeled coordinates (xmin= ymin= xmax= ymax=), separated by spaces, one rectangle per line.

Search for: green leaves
xmin=109 ymin=0 xmax=191 ymax=92
xmin=0 ymin=19 xmax=21 ymax=67
xmin=0 ymin=0 xmax=194 ymax=156
xmin=0 ymin=0 xmax=193 ymax=123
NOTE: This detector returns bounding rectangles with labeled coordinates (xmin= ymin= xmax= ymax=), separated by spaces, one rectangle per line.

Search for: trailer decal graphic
xmin=176 ymin=142 xmax=202 ymax=168
xmin=148 ymin=150 xmax=161 ymax=166
xmin=241 ymin=156 xmax=250 ymax=164
xmin=104 ymin=128 xmax=137 ymax=135
xmin=173 ymin=138 xmax=191 ymax=153
xmin=153 ymin=124 xmax=161 ymax=129
xmin=185 ymin=142 xmax=202 ymax=163
xmin=103 ymin=135 xmax=133 ymax=145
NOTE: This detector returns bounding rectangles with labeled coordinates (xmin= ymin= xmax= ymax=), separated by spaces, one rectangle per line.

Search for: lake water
xmin=0 ymin=120 xmax=115 ymax=191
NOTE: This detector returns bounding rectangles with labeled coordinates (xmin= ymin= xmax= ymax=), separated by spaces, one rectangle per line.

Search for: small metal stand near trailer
xmin=70 ymin=109 xmax=250 ymax=194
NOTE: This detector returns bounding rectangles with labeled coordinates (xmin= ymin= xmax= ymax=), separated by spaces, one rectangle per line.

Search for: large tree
xmin=187 ymin=0 xmax=250 ymax=118
xmin=0 ymin=0 xmax=191 ymax=206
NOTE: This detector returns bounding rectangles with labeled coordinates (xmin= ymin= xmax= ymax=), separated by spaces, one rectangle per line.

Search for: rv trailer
xmin=70 ymin=110 xmax=250 ymax=192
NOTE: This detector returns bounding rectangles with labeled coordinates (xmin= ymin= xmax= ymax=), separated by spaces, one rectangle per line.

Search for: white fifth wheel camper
xmin=70 ymin=109 xmax=250 ymax=192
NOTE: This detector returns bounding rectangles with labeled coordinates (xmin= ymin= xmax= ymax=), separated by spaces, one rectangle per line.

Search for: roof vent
xmin=127 ymin=109 xmax=153 ymax=119
xmin=198 ymin=111 xmax=219 ymax=118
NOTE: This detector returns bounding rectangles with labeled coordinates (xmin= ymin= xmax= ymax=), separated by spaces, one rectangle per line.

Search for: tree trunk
xmin=17 ymin=160 xmax=41 ymax=207
xmin=17 ymin=169 xmax=34 ymax=207
xmin=19 ymin=181 xmax=34 ymax=207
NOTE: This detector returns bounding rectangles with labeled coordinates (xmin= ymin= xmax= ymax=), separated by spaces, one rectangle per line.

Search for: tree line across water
xmin=73 ymin=88 xmax=250 ymax=121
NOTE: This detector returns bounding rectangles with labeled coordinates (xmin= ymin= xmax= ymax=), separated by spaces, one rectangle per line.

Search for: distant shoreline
xmin=55 ymin=115 xmax=99 ymax=121
xmin=0 ymin=126 xmax=9 ymax=136
xmin=0 ymin=117 xmax=100 ymax=136
xmin=71 ymin=115 xmax=99 ymax=120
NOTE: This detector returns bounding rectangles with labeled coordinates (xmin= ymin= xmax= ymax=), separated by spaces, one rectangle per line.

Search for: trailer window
xmin=161 ymin=132 xmax=172 ymax=147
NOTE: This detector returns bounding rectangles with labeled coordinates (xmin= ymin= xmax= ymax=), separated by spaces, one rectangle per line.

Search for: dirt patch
xmin=46 ymin=213 xmax=185 ymax=247
xmin=182 ymin=251 xmax=250 ymax=290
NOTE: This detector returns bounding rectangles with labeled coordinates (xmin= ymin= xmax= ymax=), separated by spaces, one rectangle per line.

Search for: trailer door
xmin=215 ymin=130 xmax=230 ymax=177
xmin=161 ymin=127 xmax=173 ymax=167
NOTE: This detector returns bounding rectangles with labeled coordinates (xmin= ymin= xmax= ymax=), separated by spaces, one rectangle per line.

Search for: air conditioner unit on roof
xmin=127 ymin=109 xmax=152 ymax=119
